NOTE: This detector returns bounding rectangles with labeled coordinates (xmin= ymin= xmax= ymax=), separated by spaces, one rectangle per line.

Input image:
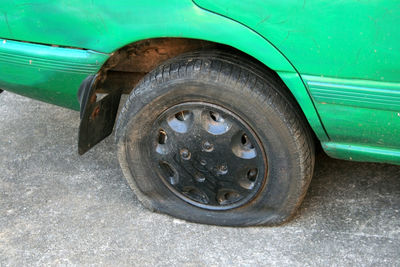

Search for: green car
xmin=1 ymin=0 xmax=399 ymax=226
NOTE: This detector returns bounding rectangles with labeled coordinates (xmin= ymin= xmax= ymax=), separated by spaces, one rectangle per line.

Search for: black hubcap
xmin=149 ymin=102 xmax=267 ymax=210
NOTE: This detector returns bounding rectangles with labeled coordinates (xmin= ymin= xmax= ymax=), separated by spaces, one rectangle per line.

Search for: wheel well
xmin=96 ymin=37 xmax=285 ymax=95
xmin=102 ymin=37 xmax=310 ymax=129
xmin=78 ymin=37 xmax=313 ymax=154
xmin=96 ymin=38 xmax=217 ymax=94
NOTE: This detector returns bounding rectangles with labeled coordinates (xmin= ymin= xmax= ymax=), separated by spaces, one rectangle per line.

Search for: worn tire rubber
xmin=116 ymin=50 xmax=315 ymax=226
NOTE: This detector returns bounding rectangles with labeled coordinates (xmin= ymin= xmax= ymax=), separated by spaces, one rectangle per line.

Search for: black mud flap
xmin=0 ymin=89 xmax=3 ymax=94
xmin=78 ymin=75 xmax=121 ymax=155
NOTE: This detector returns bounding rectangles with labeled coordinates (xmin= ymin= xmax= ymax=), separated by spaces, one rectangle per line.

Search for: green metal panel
xmin=193 ymin=0 xmax=400 ymax=83
xmin=194 ymin=0 xmax=400 ymax=164
xmin=0 ymin=1 xmax=294 ymax=71
xmin=323 ymin=142 xmax=400 ymax=165
xmin=0 ymin=0 xmax=328 ymax=141
xmin=307 ymin=77 xmax=400 ymax=112
xmin=305 ymin=75 xmax=400 ymax=149
xmin=0 ymin=39 xmax=108 ymax=110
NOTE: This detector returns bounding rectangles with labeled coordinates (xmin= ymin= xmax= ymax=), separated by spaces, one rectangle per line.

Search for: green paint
xmin=0 ymin=0 xmax=399 ymax=164
xmin=194 ymin=0 xmax=400 ymax=165
xmin=305 ymin=75 xmax=400 ymax=155
xmin=0 ymin=39 xmax=108 ymax=110
xmin=194 ymin=0 xmax=400 ymax=83
xmin=306 ymin=77 xmax=400 ymax=112
xmin=323 ymin=142 xmax=400 ymax=166
xmin=0 ymin=0 xmax=327 ymax=141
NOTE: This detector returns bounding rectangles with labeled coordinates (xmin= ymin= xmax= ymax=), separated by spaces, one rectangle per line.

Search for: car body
xmin=1 ymin=0 xmax=399 ymax=164
xmin=0 ymin=0 xmax=399 ymax=225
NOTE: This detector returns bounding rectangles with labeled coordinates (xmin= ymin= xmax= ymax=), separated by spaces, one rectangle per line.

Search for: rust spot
xmin=96 ymin=38 xmax=216 ymax=93
xmin=108 ymin=38 xmax=214 ymax=73
xmin=89 ymin=93 xmax=97 ymax=103
xmin=91 ymin=106 xmax=100 ymax=119
xmin=98 ymin=38 xmax=217 ymax=90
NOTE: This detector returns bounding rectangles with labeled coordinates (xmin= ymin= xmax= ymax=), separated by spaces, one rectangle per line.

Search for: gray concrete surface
xmin=0 ymin=91 xmax=399 ymax=266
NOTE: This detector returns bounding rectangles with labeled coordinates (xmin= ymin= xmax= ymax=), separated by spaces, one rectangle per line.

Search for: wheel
xmin=116 ymin=50 xmax=314 ymax=226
